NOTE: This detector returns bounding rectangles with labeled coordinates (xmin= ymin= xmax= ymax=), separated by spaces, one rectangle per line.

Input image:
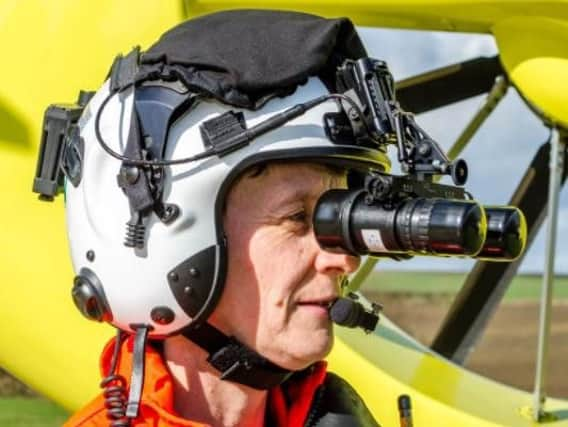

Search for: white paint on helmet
xmin=65 ymin=77 xmax=383 ymax=336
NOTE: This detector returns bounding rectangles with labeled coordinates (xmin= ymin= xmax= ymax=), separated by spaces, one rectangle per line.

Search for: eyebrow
xmin=272 ymin=188 xmax=313 ymax=207
xmin=272 ymin=175 xmax=346 ymax=208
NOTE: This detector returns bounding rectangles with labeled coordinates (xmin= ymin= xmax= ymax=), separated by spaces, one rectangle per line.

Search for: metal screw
xmin=160 ymin=204 xmax=180 ymax=225
xmin=121 ymin=166 xmax=139 ymax=185
xmin=168 ymin=272 xmax=179 ymax=282
xmin=189 ymin=268 xmax=199 ymax=278
xmin=86 ymin=250 xmax=95 ymax=262
xmin=184 ymin=286 xmax=193 ymax=295
xmin=417 ymin=142 xmax=431 ymax=156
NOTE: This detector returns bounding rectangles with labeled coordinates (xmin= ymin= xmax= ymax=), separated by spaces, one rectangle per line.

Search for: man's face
xmin=210 ymin=163 xmax=360 ymax=371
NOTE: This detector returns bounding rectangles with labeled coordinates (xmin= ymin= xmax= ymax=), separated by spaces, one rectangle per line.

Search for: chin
xmin=273 ymin=330 xmax=335 ymax=371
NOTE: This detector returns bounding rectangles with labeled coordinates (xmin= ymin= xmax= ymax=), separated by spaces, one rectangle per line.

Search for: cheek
xmin=225 ymin=227 xmax=260 ymax=301
xmin=249 ymin=230 xmax=312 ymax=296
xmin=216 ymin=221 xmax=262 ymax=330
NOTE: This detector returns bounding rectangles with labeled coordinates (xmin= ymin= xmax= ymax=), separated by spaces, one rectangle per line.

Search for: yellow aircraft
xmin=1 ymin=1 xmax=566 ymax=425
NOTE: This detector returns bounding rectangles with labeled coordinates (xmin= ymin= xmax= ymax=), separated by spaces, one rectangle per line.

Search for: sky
xmin=357 ymin=27 xmax=567 ymax=274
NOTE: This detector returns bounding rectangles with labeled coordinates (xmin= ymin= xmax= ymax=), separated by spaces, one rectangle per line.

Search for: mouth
xmin=296 ymin=298 xmax=337 ymax=310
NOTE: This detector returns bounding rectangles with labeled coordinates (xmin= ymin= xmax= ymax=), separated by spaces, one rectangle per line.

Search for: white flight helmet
xmin=66 ymin=75 xmax=390 ymax=338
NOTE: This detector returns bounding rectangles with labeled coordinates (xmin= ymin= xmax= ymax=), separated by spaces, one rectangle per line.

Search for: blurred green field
xmin=361 ymin=270 xmax=568 ymax=301
xmin=0 ymin=398 xmax=67 ymax=427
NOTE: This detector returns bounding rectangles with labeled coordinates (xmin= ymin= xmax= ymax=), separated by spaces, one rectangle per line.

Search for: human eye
xmin=284 ymin=209 xmax=310 ymax=233
xmin=287 ymin=210 xmax=307 ymax=223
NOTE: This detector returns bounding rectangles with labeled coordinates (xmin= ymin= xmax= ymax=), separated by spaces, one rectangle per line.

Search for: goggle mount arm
xmin=333 ymin=58 xmax=468 ymax=186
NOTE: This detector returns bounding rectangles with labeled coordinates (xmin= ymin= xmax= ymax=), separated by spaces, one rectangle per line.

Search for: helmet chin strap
xmin=178 ymin=296 xmax=381 ymax=390
xmin=182 ymin=322 xmax=293 ymax=390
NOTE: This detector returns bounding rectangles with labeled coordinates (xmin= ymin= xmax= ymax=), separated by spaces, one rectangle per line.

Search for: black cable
xmin=108 ymin=329 xmax=125 ymax=374
xmin=100 ymin=329 xmax=130 ymax=427
xmin=94 ymin=90 xmax=368 ymax=167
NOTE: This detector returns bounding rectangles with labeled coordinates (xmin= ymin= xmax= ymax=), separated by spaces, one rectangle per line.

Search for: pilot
xmin=63 ymin=9 xmax=387 ymax=427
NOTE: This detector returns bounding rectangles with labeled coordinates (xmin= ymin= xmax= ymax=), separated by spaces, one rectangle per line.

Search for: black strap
xmin=109 ymin=46 xmax=155 ymax=250
xmin=182 ymin=322 xmax=292 ymax=390
xmin=117 ymin=107 xmax=155 ymax=249
xmin=118 ymin=109 xmax=154 ymax=213
xmin=126 ymin=325 xmax=150 ymax=418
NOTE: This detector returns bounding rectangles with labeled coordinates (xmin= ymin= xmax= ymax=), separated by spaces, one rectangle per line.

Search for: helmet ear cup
xmin=167 ymin=244 xmax=227 ymax=325
xmin=72 ymin=268 xmax=112 ymax=322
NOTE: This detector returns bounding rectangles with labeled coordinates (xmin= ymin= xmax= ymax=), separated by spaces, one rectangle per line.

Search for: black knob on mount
xmin=450 ymin=158 xmax=468 ymax=186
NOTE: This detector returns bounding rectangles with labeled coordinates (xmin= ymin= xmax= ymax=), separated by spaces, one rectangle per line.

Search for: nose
xmin=314 ymin=246 xmax=361 ymax=276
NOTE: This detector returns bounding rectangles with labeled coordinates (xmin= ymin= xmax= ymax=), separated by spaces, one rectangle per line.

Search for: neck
xmin=164 ymin=335 xmax=268 ymax=427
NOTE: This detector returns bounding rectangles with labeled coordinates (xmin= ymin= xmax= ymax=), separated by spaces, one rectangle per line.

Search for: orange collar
xmin=94 ymin=335 xmax=327 ymax=427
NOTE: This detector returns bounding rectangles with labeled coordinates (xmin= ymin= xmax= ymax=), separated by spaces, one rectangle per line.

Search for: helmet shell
xmin=66 ymin=77 xmax=390 ymax=336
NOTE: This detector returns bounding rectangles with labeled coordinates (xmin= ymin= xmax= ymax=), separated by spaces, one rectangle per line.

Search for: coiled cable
xmin=100 ymin=329 xmax=130 ymax=427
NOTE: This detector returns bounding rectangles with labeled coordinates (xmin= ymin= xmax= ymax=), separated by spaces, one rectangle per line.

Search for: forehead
xmin=228 ymin=162 xmax=345 ymax=206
